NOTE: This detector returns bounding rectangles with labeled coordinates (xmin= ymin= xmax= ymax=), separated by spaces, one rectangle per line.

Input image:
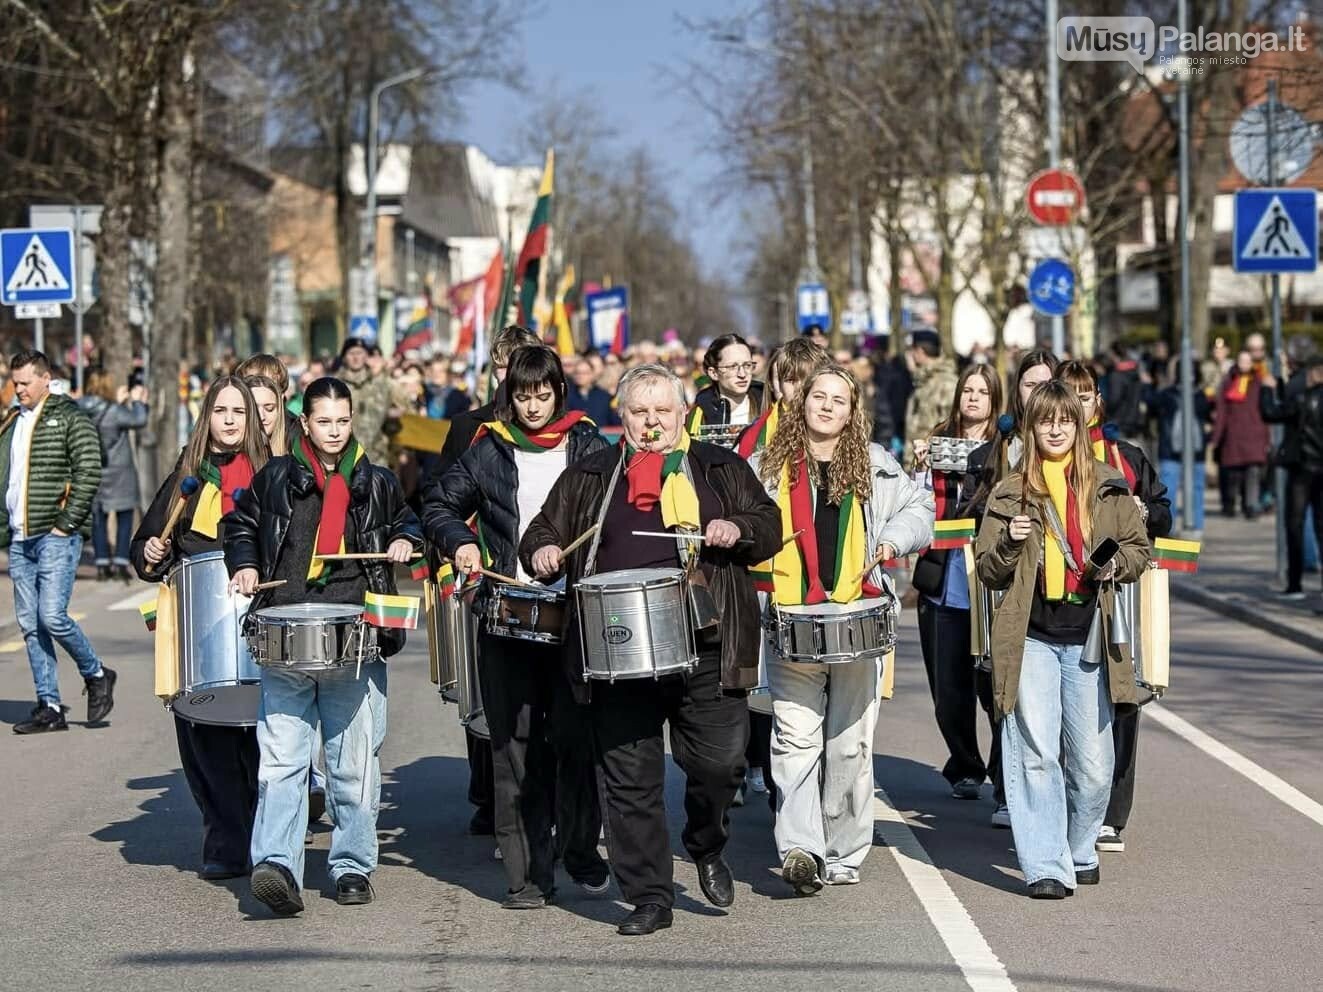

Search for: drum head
xmin=579 ymin=567 xmax=683 ymax=588
xmin=257 ymin=603 xmax=364 ymax=622
xmin=171 ymin=683 xmax=260 ymax=727
xmin=776 ymin=597 xmax=890 ymax=618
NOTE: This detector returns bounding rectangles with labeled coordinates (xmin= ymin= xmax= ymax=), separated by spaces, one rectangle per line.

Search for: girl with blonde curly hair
xmin=751 ymin=364 xmax=933 ymax=894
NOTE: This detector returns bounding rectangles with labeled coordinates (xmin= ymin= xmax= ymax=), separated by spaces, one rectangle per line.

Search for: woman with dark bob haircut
xmin=423 ymin=344 xmax=612 ymax=909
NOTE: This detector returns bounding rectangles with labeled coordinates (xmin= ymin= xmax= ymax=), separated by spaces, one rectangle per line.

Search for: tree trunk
xmin=97 ymin=173 xmax=135 ymax=386
xmin=147 ymin=40 xmax=195 ymax=483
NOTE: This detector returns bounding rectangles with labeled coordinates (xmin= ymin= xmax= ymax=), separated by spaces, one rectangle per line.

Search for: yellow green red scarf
xmin=758 ymin=457 xmax=878 ymax=605
xmin=1041 ymin=453 xmax=1087 ymax=601
xmin=622 ymin=429 xmax=700 ymax=530
xmin=736 ymin=402 xmax=780 ymax=458
xmin=295 ymin=435 xmax=365 ymax=585
xmin=472 ymin=410 xmax=590 ymax=450
xmin=191 ymin=454 xmax=254 ymax=539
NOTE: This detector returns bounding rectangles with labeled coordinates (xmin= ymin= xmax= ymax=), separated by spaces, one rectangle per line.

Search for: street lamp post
xmin=1177 ymin=0 xmax=1197 ymax=535
xmin=362 ymin=67 xmax=427 ymax=279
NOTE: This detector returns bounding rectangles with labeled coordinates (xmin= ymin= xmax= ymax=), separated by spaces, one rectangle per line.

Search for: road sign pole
xmin=1046 ymin=0 xmax=1065 ymax=355
xmin=1266 ymin=80 xmax=1288 ymax=585
xmin=73 ymin=205 xmax=84 ymax=394
xmin=1178 ymin=0 xmax=1196 ymax=535
xmin=34 ymin=316 xmax=43 ymax=353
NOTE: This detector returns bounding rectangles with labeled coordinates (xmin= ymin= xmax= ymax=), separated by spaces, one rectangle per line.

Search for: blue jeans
xmin=1158 ymin=459 xmax=1205 ymax=531
xmin=92 ymin=508 xmax=135 ymax=567
xmin=10 ymin=533 xmax=103 ymax=706
xmin=251 ymin=662 xmax=387 ymax=887
xmin=1002 ymin=638 xmax=1114 ymax=888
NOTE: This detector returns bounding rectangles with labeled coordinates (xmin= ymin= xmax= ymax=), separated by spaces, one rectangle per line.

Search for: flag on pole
xmin=409 ymin=557 xmax=431 ymax=581
xmin=449 ymin=250 xmax=502 ymax=361
xmin=515 ymin=148 xmax=554 ymax=324
xmin=395 ymin=291 xmax=435 ymax=355
xmin=363 ymin=591 xmax=421 ymax=629
xmin=931 ymin=518 xmax=977 ymax=550
xmin=552 ymin=265 xmax=577 ymax=355
xmin=1152 ymin=537 xmax=1201 ymax=573
xmin=139 ymin=600 xmax=158 ymax=632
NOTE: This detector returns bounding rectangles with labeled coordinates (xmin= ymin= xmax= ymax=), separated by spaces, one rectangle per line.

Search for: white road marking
xmin=109 ymin=588 xmax=157 ymax=612
xmin=1147 ymin=703 xmax=1323 ymax=828
xmin=874 ymin=787 xmax=1018 ymax=992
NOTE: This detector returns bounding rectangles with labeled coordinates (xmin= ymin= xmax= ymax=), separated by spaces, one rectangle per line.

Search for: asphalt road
xmin=1 ymin=577 xmax=1320 ymax=992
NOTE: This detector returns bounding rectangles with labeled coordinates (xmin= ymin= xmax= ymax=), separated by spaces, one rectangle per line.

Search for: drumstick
xmin=856 ymin=545 xmax=893 ymax=581
xmin=560 ymin=524 xmax=599 ymax=557
xmin=314 ymin=552 xmax=392 ymax=560
xmin=478 ymin=567 xmax=542 ymax=589
xmin=254 ymin=579 xmax=287 ymax=591
xmin=145 ymin=476 xmax=200 ymax=575
xmin=632 ymin=530 xmax=705 ymax=540
xmin=782 ymin=529 xmax=804 ymax=548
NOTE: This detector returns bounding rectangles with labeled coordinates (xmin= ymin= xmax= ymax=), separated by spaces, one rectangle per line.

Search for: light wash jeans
xmin=251 ymin=661 xmax=387 ymax=887
xmin=1159 ymin=459 xmax=1205 ymax=532
xmin=1002 ymin=638 xmax=1114 ymax=888
xmin=10 ymin=533 xmax=102 ymax=705
xmin=768 ymin=652 xmax=880 ymax=872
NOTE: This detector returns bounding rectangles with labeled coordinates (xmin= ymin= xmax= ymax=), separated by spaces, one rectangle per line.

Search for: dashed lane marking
xmin=874 ymin=787 xmax=1018 ymax=992
xmin=1147 ymin=702 xmax=1323 ymax=829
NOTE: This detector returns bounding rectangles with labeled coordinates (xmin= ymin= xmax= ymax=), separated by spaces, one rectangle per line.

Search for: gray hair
xmin=616 ymin=362 xmax=687 ymax=409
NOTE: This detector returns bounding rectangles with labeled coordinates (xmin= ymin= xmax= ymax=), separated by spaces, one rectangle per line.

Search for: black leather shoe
xmin=96 ymin=565 xmax=110 ymax=581
xmin=1027 ymin=879 xmax=1071 ymax=900
xmin=251 ymin=861 xmax=304 ymax=916
xmin=1075 ymin=865 xmax=1101 ymax=885
xmin=199 ymin=862 xmax=247 ymax=881
xmin=85 ymin=667 xmax=117 ymax=724
xmin=696 ymin=856 xmax=734 ymax=908
xmin=501 ymin=887 xmax=552 ymax=910
xmin=335 ymin=872 xmax=374 ymax=906
xmin=617 ymin=904 xmax=673 ymax=936
xmin=14 ymin=705 xmax=69 ymax=734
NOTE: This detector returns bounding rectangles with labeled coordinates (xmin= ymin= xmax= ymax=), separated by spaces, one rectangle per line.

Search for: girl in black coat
xmin=1057 ymin=361 xmax=1172 ymax=854
xmin=130 ymin=375 xmax=268 ymax=880
xmin=422 ymin=345 xmax=611 ymax=909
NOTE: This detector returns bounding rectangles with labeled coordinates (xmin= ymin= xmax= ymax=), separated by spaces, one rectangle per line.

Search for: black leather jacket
xmin=422 ymin=420 xmax=609 ymax=604
xmin=518 ymin=441 xmax=782 ymax=698
xmin=690 ymin=382 xmax=767 ymax=429
xmin=1262 ymin=376 xmax=1323 ymax=473
xmin=222 ymin=453 xmax=424 ymax=657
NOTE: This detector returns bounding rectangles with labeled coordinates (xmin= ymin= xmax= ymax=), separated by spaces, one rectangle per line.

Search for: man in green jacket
xmin=1 ymin=350 xmax=115 ymax=734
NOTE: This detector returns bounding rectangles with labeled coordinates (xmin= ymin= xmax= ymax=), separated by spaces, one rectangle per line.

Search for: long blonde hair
xmin=760 ymin=365 xmax=873 ymax=504
xmin=1018 ymin=380 xmax=1096 ymax=544
xmin=243 ymin=374 xmax=288 ymax=456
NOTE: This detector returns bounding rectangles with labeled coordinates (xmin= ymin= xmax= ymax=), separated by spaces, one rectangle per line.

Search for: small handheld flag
xmin=409 ymin=557 xmax=431 ymax=582
xmin=1152 ymin=537 xmax=1201 ymax=573
xmin=139 ymin=600 xmax=158 ymax=632
xmin=932 ymin=518 xmax=977 ymax=550
xmin=363 ymin=591 xmax=421 ymax=630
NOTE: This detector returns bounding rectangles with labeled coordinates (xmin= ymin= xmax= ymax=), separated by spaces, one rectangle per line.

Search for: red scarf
xmin=788 ymin=457 xmax=881 ymax=604
xmin=298 ymin=434 xmax=354 ymax=560
xmin=1087 ymin=424 xmax=1137 ymax=488
xmin=219 ymin=456 xmax=253 ymax=515
xmin=932 ymin=467 xmax=955 ymax=521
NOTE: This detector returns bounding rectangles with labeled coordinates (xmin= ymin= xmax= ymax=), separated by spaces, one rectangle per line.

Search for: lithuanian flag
xmin=750 ymin=564 xmax=776 ymax=594
xmin=932 ymin=518 xmax=977 ymax=551
xmin=139 ymin=600 xmax=158 ymax=632
xmin=552 ymin=265 xmax=577 ymax=356
xmin=1152 ymin=537 xmax=1201 ymax=573
xmin=409 ymin=557 xmax=431 ymax=582
xmin=435 ymin=562 xmax=457 ymax=600
xmin=363 ymin=591 xmax=421 ymax=630
xmin=516 ymin=148 xmax=553 ymax=324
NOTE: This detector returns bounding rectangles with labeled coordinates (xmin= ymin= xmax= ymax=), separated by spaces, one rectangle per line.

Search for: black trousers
xmin=917 ymin=601 xmax=1001 ymax=800
xmin=591 ymin=653 xmax=748 ymax=910
xmin=479 ymin=632 xmax=604 ymax=898
xmin=1219 ymin=465 xmax=1261 ymax=517
xmin=1105 ymin=704 xmax=1140 ymax=830
xmin=466 ymin=728 xmax=494 ymax=815
xmin=173 ymin=715 xmax=259 ymax=869
xmin=745 ymin=710 xmax=778 ymax=812
xmin=1284 ymin=470 xmax=1323 ymax=591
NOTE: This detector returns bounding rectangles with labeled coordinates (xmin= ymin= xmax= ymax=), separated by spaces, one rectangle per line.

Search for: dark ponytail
xmin=302 ymin=376 xmax=354 ymax=415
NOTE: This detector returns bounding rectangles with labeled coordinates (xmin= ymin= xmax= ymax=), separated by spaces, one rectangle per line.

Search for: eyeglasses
xmin=717 ymin=362 xmax=756 ymax=374
xmin=1034 ymin=417 xmax=1077 ymax=431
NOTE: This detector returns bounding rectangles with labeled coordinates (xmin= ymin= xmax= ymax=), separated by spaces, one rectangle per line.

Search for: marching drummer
xmin=521 ymin=362 xmax=781 ymax=936
xmin=422 ymin=344 xmax=611 ymax=909
xmin=1056 ymin=361 xmax=1172 ymax=858
xmin=688 ymin=333 xmax=767 ymax=436
xmin=974 ymin=380 xmax=1149 ymax=899
xmin=130 ymin=375 xmax=268 ymax=881
xmin=750 ymin=365 xmax=933 ymax=894
xmin=225 ymin=377 xmax=423 ymax=916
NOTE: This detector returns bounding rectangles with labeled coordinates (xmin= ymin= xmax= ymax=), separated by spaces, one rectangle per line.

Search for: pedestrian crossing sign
xmin=1 ymin=228 xmax=76 ymax=305
xmin=1233 ymin=189 xmax=1318 ymax=274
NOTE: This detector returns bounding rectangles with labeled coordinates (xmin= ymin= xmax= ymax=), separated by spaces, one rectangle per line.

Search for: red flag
xmin=449 ymin=251 xmax=503 ymax=359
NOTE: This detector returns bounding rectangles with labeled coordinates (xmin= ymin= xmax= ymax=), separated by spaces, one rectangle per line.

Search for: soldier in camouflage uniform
xmin=903 ymin=330 xmax=959 ymax=469
xmin=336 ymin=337 xmax=395 ymax=466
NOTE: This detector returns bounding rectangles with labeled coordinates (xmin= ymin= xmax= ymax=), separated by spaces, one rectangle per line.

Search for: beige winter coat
xmin=974 ymin=465 xmax=1149 ymax=721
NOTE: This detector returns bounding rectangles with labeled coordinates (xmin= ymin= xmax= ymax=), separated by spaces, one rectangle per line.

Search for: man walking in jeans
xmin=0 ymin=350 xmax=115 ymax=734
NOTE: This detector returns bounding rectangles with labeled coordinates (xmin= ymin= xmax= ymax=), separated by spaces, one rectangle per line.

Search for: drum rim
xmin=772 ymin=596 xmax=893 ymax=617
xmin=577 ymin=566 xmax=686 ymax=588
xmin=255 ymin=603 xmax=366 ymax=622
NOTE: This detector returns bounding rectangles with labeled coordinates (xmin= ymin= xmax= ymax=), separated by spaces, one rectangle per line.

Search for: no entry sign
xmin=1026 ymin=169 xmax=1085 ymax=226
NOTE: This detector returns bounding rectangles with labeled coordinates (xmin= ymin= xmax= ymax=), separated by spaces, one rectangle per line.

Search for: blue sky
xmin=453 ymin=0 xmax=743 ymax=281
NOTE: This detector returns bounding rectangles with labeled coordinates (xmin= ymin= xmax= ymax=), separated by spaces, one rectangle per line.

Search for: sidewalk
xmin=1168 ymin=497 xmax=1323 ymax=655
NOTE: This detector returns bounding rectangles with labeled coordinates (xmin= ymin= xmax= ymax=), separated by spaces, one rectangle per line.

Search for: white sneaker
xmin=494 ymin=845 xmax=503 ymax=861
xmin=990 ymin=804 xmax=1011 ymax=828
xmin=823 ymin=865 xmax=860 ymax=885
xmin=1095 ymin=826 xmax=1125 ymax=853
xmin=748 ymin=767 xmax=768 ymax=794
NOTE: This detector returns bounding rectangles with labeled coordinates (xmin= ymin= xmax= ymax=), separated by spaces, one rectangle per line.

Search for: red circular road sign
xmin=1026 ymin=169 xmax=1085 ymax=226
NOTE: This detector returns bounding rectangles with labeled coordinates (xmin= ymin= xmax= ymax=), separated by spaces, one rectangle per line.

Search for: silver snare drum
xmin=168 ymin=551 xmax=260 ymax=727
xmin=764 ymin=597 xmax=897 ymax=664
xmin=437 ymin=589 xmax=487 ymax=739
xmin=486 ymin=583 xmax=565 ymax=644
xmin=576 ymin=568 xmax=698 ymax=681
xmin=249 ymin=604 xmax=378 ymax=671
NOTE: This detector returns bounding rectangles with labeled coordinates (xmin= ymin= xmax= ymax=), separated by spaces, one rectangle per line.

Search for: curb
xmin=1170 ymin=581 xmax=1323 ymax=655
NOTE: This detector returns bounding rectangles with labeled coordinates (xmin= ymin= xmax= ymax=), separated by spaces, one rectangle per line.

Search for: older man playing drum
xmin=520 ymin=363 xmax=781 ymax=936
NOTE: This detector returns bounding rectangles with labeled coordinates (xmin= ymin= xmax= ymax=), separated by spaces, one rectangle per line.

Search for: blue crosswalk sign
xmin=1 ymin=228 xmax=75 ymax=305
xmin=348 ymin=314 xmax=379 ymax=344
xmin=1233 ymin=189 xmax=1318 ymax=274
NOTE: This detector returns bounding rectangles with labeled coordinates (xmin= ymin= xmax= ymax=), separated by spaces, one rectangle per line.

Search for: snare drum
xmin=764 ymin=596 xmax=897 ymax=664
xmin=695 ymin=424 xmax=744 ymax=449
xmin=248 ymin=604 xmax=378 ymax=671
xmin=437 ymin=587 xmax=487 ymax=738
xmin=576 ymin=568 xmax=698 ymax=681
xmin=487 ymin=583 xmax=565 ymax=643
xmin=168 ymin=551 xmax=260 ymax=726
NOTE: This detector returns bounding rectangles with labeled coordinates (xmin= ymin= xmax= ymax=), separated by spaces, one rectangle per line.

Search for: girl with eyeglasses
xmin=688 ymin=333 xmax=767 ymax=434
xmin=974 ymin=380 xmax=1149 ymax=899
